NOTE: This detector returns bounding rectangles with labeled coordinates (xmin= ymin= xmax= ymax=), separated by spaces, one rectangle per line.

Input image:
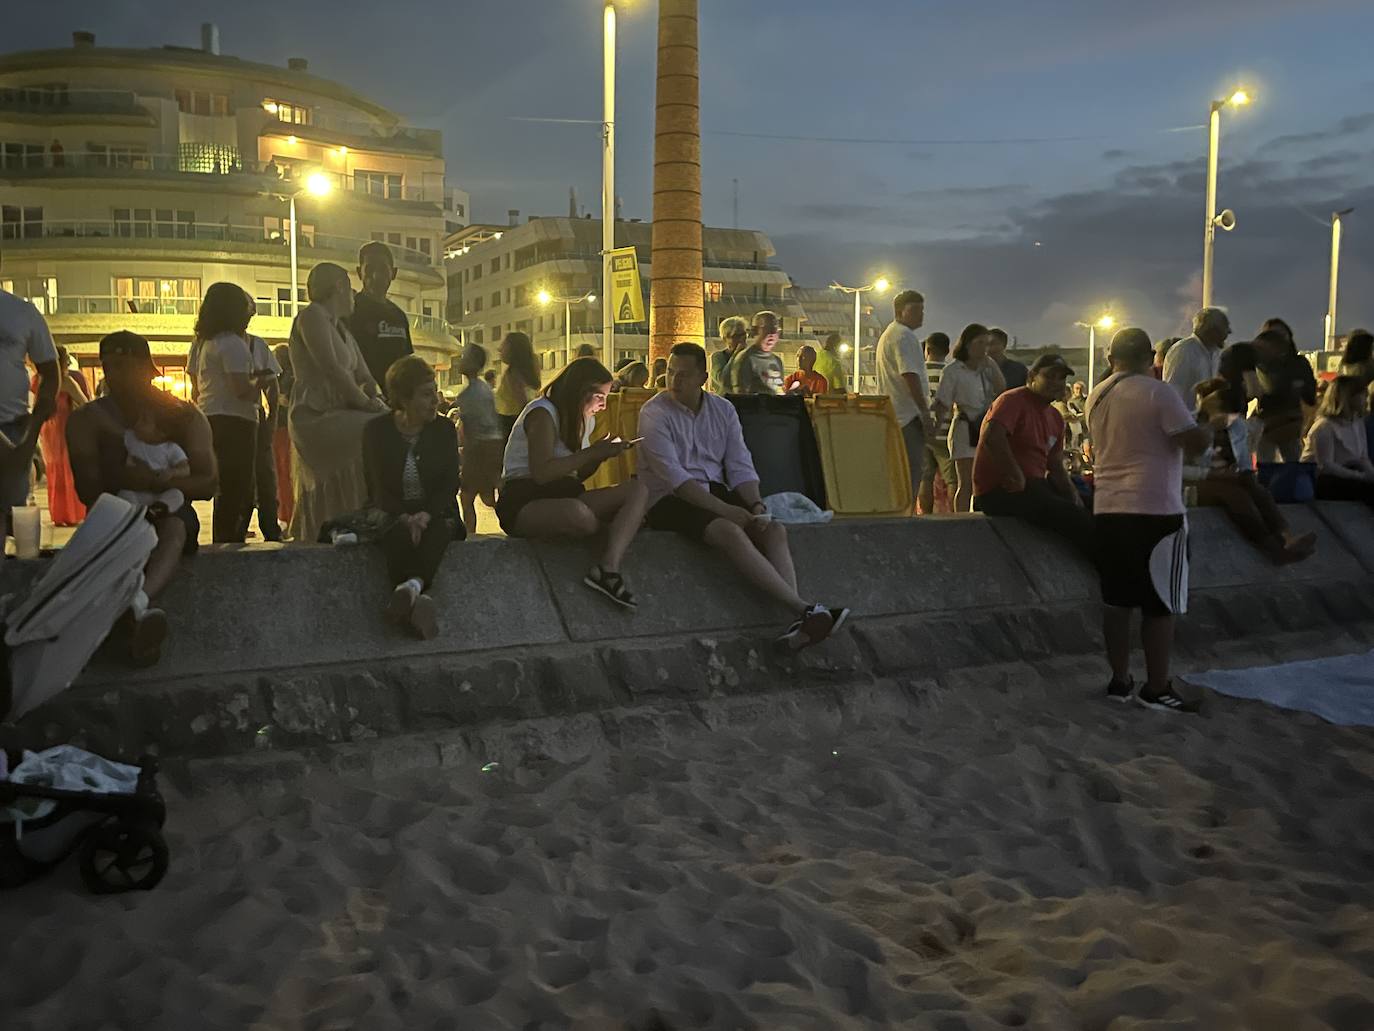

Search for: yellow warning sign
xmin=610 ymin=246 xmax=645 ymax=324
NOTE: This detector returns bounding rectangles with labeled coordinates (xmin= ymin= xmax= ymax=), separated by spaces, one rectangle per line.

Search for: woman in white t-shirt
xmin=934 ymin=323 xmax=1005 ymax=512
xmin=1303 ymin=375 xmax=1374 ymax=504
xmin=189 ymin=282 xmax=269 ymax=542
xmin=496 ymin=357 xmax=650 ymax=608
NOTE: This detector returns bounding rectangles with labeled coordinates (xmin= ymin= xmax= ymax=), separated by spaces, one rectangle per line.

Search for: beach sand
xmin=5 ymin=661 xmax=1374 ymax=1030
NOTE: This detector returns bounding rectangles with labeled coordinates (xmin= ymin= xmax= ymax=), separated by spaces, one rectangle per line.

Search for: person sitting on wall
xmin=972 ymin=353 xmax=1094 ymax=554
xmin=612 ymin=361 xmax=650 ymax=392
xmin=67 ymin=331 xmax=218 ymax=666
xmin=638 ymin=342 xmax=850 ymax=650
xmin=1302 ymin=374 xmax=1374 ymax=505
xmin=496 ymin=356 xmax=650 ymax=608
xmin=362 ymin=355 xmax=464 ymax=640
xmin=1192 ymin=375 xmax=1316 ymax=563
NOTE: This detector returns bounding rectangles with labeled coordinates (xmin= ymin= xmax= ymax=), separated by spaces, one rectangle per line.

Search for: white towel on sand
xmin=1186 ymin=650 xmax=1374 ymax=726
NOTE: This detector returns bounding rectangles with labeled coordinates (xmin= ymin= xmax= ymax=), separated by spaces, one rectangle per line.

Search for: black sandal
xmin=583 ymin=565 xmax=637 ymax=609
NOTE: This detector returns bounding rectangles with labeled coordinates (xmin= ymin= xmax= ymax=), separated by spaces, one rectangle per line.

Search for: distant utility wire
xmin=509 ymin=116 xmax=1207 ymax=145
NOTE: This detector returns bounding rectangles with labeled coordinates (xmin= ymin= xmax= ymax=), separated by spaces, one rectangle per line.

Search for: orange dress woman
xmin=33 ymin=348 xmax=88 ymax=526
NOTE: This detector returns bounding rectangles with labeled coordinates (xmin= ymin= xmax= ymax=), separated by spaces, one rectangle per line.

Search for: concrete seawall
xmin=5 ymin=502 xmax=1374 ymax=783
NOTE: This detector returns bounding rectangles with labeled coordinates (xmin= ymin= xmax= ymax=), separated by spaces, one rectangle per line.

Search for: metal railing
xmin=0 ymin=87 xmax=147 ymax=117
xmin=0 ymin=151 xmax=443 ymax=203
xmin=52 ymin=295 xmax=202 ymax=317
xmin=4 ymin=219 xmax=437 ymax=270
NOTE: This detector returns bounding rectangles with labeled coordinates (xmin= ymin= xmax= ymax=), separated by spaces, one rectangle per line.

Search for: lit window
xmin=704 ymin=281 xmax=724 ymax=302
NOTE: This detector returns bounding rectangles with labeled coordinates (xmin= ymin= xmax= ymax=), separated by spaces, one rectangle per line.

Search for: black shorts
xmin=496 ymin=477 xmax=585 ymax=536
xmin=1094 ymin=513 xmax=1186 ymax=617
xmin=154 ymin=502 xmax=200 ymax=557
xmin=646 ymin=483 xmax=751 ymax=542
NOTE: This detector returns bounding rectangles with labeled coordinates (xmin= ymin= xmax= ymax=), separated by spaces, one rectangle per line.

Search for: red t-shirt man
xmin=971 ymin=353 xmax=1092 ymax=554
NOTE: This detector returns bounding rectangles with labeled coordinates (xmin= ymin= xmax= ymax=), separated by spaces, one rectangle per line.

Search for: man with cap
xmin=972 ymin=352 xmax=1093 ymax=552
xmin=66 ymin=331 xmax=218 ymax=665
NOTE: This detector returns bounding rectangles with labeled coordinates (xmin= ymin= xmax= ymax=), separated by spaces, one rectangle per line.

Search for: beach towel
xmin=1184 ymin=650 xmax=1374 ymax=726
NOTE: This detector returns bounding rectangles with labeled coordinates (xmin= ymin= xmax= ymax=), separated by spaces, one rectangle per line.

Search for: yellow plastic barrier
xmin=584 ymin=387 xmax=658 ymax=490
xmin=808 ymin=394 xmax=914 ymax=517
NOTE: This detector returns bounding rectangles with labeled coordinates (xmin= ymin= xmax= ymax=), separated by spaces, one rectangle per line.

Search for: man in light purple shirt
xmin=638 ymin=342 xmax=850 ymax=650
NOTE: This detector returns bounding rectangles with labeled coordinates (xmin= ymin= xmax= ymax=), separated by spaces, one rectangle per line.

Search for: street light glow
xmin=1228 ymin=89 xmax=1251 ymax=107
xmin=305 ymin=172 xmax=332 ymax=197
xmin=873 ymin=277 xmax=891 ymax=293
xmin=586 ymin=293 xmax=597 ymax=303
xmin=1096 ymin=314 xmax=1116 ymax=330
xmin=536 ymin=289 xmax=553 ymax=305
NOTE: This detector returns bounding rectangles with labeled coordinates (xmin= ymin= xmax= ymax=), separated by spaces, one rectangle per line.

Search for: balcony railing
xmin=53 ymin=295 xmax=202 ymax=317
xmin=262 ymin=113 xmax=442 ymax=156
xmin=507 ymin=249 xmax=783 ymax=272
xmin=5 ymin=219 xmax=437 ymax=271
xmin=0 ymin=88 xmax=149 ymax=118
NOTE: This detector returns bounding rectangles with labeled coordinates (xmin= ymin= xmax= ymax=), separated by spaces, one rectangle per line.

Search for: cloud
xmin=1269 ymin=112 xmax=1374 ymax=148
xmin=772 ymin=149 xmax=1374 ymax=349
xmin=901 ymin=184 xmax=1030 ymax=200
xmin=1101 ymin=149 xmax=1136 ymax=161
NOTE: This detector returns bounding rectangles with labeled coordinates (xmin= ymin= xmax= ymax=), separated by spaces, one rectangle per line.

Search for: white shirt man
xmin=0 ymin=286 xmax=59 ymax=523
xmin=1162 ymin=308 xmax=1231 ymax=407
xmin=874 ymin=289 xmax=933 ymax=507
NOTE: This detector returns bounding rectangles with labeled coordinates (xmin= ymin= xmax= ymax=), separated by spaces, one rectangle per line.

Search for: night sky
xmin=9 ymin=0 xmax=1374 ymax=349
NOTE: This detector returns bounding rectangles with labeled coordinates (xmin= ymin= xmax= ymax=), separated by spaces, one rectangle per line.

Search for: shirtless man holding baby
xmin=66 ymin=331 xmax=218 ymax=665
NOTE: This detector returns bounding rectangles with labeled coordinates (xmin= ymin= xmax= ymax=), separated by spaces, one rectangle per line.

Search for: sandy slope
xmin=5 ymin=660 xmax=1374 ymax=1031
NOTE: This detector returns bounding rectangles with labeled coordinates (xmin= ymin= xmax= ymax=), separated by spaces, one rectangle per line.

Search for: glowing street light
xmin=601 ymin=1 xmax=619 ymax=368
xmin=1327 ymin=207 xmax=1354 ymax=351
xmin=1075 ymin=312 xmax=1118 ymax=388
xmin=1202 ymin=87 xmax=1251 ymax=307
xmin=539 ymin=289 xmax=599 ymax=366
xmin=830 ymin=276 xmax=892 ymax=387
xmin=282 ymin=171 xmax=334 ymax=316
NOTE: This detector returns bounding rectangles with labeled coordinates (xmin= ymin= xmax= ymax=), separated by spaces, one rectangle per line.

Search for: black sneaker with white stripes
xmin=1135 ymin=682 xmax=1199 ymax=714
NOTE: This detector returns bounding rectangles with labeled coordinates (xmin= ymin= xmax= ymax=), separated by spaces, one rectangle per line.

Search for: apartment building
xmin=0 ymin=25 xmax=465 ymax=394
xmin=444 ymin=215 xmax=816 ymax=376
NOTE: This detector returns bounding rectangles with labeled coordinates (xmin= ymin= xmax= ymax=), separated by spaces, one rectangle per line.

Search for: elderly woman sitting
xmin=362 ymin=355 xmax=464 ymax=639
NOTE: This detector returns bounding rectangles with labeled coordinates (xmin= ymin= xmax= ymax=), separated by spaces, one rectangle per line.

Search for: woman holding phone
xmin=934 ymin=323 xmax=1005 ymax=512
xmin=496 ymin=356 xmax=649 ymax=608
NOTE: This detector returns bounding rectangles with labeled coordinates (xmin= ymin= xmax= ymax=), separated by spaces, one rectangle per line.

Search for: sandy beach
xmin=5 ymin=660 xmax=1374 ymax=1030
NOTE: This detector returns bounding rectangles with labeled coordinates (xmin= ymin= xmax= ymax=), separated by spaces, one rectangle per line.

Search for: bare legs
xmin=1103 ymin=604 xmax=1174 ymax=697
xmin=143 ymin=516 xmax=187 ymax=601
xmin=702 ymin=519 xmax=808 ymax=612
xmin=953 ymin=456 xmax=975 ymax=513
xmin=512 ymin=480 xmax=649 ymax=573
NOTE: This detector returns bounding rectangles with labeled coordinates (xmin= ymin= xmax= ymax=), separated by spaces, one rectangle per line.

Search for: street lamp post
xmin=602 ymin=1 xmax=617 ymax=368
xmin=1328 ymin=208 xmax=1354 ymax=351
xmin=830 ymin=277 xmax=890 ymax=389
xmin=1075 ymin=313 xmax=1115 ymax=389
xmin=538 ymin=289 xmax=598 ymax=366
xmin=1202 ymin=89 xmax=1249 ymax=308
xmin=282 ymin=171 xmax=333 ymax=317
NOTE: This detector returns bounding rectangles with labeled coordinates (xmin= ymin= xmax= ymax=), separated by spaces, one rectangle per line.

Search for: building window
xmin=1 ymin=205 xmax=43 ymax=240
xmin=490 ymin=292 xmax=501 ymax=309
xmin=462 ymin=269 xmax=469 ymax=284
xmin=403 ymin=235 xmax=432 ymax=260
xmin=114 ymin=276 xmax=201 ymax=315
xmin=262 ymin=99 xmax=312 ymax=125
xmin=88 ymin=143 xmax=151 ymax=169
xmin=704 ymin=281 xmax=724 ymax=302
xmin=114 ymin=208 xmax=195 ymax=239
xmin=490 ymin=258 xmax=501 ymax=274
xmin=471 ymin=265 xmax=482 ymax=281
xmin=0 ymin=142 xmax=44 ymax=169
xmin=504 ymin=253 xmax=511 ymax=269
xmin=175 ymin=88 xmax=230 ymax=116
xmin=274 ymin=287 xmax=307 ymax=317
xmin=0 ymin=277 xmax=57 ymax=315
xmin=0 ymin=84 xmax=69 ymax=109
xmin=471 ymin=297 xmax=482 ymax=312
xmin=354 ymin=170 xmax=403 ymax=199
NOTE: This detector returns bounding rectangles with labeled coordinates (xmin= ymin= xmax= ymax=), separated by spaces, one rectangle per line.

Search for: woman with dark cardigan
xmin=362 ymin=355 xmax=464 ymax=639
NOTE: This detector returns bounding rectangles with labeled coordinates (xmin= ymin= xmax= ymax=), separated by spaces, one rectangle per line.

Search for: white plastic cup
xmin=12 ymin=505 xmax=41 ymax=560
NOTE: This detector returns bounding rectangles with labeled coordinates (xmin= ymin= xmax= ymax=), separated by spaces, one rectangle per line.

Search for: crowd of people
xmin=3 ymin=254 xmax=1373 ymax=702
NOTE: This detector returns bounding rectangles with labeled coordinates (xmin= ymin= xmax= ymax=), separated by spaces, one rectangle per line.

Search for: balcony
xmin=4 ymin=219 xmax=439 ymax=274
xmin=0 ymin=87 xmax=152 ymax=121
xmin=261 ymin=113 xmax=442 ymax=158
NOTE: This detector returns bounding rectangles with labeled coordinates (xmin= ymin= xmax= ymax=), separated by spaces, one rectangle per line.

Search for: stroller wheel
xmin=79 ymin=821 xmax=169 ymax=894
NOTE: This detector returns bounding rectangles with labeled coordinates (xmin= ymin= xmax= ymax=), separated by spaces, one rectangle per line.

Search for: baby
xmin=117 ymin=409 xmax=189 ymax=514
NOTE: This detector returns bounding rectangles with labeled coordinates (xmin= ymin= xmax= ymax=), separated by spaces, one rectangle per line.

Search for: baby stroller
xmin=0 ymin=494 xmax=168 ymax=893
xmin=0 ymin=746 xmax=168 ymax=893
xmin=2 ymin=493 xmax=157 ymax=722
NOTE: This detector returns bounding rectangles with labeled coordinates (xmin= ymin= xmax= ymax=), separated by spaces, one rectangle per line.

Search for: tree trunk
xmin=649 ymin=0 xmax=704 ymax=364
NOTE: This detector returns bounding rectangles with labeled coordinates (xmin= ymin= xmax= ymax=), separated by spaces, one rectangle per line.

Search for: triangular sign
xmin=618 ymin=292 xmax=636 ymax=321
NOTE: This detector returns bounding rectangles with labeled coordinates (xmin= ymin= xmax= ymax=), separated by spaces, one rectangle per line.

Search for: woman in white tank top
xmin=495 ymin=357 xmax=650 ymax=609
